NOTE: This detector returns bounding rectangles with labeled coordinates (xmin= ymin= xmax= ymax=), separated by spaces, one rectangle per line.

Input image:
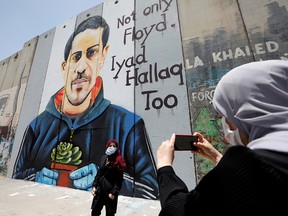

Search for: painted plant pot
xmin=51 ymin=162 xmax=78 ymax=188
xmin=50 ymin=141 xmax=82 ymax=188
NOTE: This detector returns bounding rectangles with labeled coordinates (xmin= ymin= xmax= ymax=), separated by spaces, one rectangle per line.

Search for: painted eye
xmin=86 ymin=49 xmax=98 ymax=58
xmin=71 ymin=52 xmax=81 ymax=61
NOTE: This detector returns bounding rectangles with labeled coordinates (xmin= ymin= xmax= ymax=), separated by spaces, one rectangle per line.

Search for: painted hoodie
xmin=13 ymin=85 xmax=159 ymax=200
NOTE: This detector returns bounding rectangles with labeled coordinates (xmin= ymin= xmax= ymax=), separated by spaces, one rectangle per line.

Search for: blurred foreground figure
xmin=157 ymin=60 xmax=288 ymax=216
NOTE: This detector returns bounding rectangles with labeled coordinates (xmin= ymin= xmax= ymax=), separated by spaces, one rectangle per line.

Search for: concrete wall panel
xmin=76 ymin=4 xmax=103 ymax=26
xmin=239 ymin=0 xmax=288 ymax=60
xmin=7 ymin=28 xmax=56 ymax=177
xmin=101 ymin=0 xmax=135 ymax=112
xmin=134 ymin=0 xmax=196 ymax=189
xmin=177 ymin=0 xmax=288 ymax=181
xmin=1 ymin=53 xmax=22 ymax=92
xmin=38 ymin=18 xmax=77 ymax=114
xmin=0 ymin=36 xmax=38 ymax=176
xmin=177 ymin=0 xmax=253 ymax=180
xmin=0 ymin=59 xmax=9 ymax=90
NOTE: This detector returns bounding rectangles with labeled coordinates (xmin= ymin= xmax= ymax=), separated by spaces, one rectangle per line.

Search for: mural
xmin=11 ymin=14 xmax=159 ymax=200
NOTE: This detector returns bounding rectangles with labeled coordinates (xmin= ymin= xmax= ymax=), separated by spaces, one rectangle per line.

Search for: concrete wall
xmin=178 ymin=0 xmax=288 ymax=181
xmin=0 ymin=0 xmax=287 ymax=198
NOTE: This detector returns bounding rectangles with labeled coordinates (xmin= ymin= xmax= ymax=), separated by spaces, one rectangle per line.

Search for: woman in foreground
xmin=157 ymin=60 xmax=288 ymax=216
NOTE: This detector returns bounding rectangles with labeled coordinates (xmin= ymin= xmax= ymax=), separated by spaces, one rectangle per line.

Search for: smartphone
xmin=174 ymin=134 xmax=198 ymax=151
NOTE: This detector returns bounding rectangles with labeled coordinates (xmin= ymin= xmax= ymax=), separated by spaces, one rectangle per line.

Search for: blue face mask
xmin=105 ymin=146 xmax=117 ymax=155
xmin=221 ymin=117 xmax=244 ymax=146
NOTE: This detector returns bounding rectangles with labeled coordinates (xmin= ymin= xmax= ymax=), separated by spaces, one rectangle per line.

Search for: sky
xmin=0 ymin=0 xmax=104 ymax=61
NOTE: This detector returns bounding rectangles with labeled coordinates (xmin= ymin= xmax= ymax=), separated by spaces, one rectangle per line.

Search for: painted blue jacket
xmin=13 ymin=86 xmax=159 ymax=199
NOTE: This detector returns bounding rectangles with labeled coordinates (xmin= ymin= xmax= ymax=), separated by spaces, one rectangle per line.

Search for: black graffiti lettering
xmin=111 ymin=56 xmax=125 ymax=79
xmin=142 ymin=25 xmax=155 ymax=45
xmin=143 ymin=0 xmax=173 ymax=16
xmin=164 ymin=94 xmax=178 ymax=108
xmin=142 ymin=90 xmax=178 ymax=110
xmin=126 ymin=68 xmax=138 ymax=86
xmin=138 ymin=70 xmax=149 ymax=84
xmin=156 ymin=13 xmax=167 ymax=32
xmin=123 ymin=28 xmax=132 ymax=45
xmin=143 ymin=4 xmax=158 ymax=16
xmin=123 ymin=27 xmax=145 ymax=45
xmin=158 ymin=67 xmax=170 ymax=80
xmin=152 ymin=97 xmax=163 ymax=110
xmin=126 ymin=62 xmax=184 ymax=86
xmin=135 ymin=45 xmax=147 ymax=64
xmin=170 ymin=63 xmax=183 ymax=85
xmin=126 ymin=56 xmax=137 ymax=68
xmin=162 ymin=0 xmax=173 ymax=12
xmin=117 ymin=15 xmax=132 ymax=28
xmin=123 ymin=13 xmax=167 ymax=45
xmin=117 ymin=11 xmax=136 ymax=28
xmin=142 ymin=90 xmax=158 ymax=110
xmin=111 ymin=55 xmax=116 ymax=71
xmin=112 ymin=45 xmax=147 ymax=79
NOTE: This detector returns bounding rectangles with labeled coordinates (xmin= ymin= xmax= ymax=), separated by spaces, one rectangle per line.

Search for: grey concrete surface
xmin=0 ymin=177 xmax=161 ymax=216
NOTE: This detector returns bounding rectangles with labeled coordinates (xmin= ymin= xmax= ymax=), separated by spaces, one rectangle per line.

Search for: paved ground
xmin=0 ymin=177 xmax=161 ymax=216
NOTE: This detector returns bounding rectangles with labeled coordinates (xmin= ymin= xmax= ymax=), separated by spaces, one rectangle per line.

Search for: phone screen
xmin=174 ymin=134 xmax=198 ymax=151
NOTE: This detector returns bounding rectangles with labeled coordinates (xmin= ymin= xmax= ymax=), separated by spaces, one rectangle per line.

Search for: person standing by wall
xmin=91 ymin=139 xmax=126 ymax=216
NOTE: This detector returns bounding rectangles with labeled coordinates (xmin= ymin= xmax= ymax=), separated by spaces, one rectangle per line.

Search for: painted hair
xmin=64 ymin=15 xmax=110 ymax=61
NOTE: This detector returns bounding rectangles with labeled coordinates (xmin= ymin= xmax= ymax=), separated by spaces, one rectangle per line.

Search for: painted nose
xmin=76 ymin=57 xmax=88 ymax=73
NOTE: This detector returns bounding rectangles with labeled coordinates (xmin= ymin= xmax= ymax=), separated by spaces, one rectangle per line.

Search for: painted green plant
xmin=51 ymin=142 xmax=82 ymax=165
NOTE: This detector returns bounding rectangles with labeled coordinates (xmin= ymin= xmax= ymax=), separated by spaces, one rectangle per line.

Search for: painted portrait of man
xmin=12 ymin=15 xmax=158 ymax=200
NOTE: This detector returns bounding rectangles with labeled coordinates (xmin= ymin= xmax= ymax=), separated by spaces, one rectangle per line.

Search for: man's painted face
xmin=62 ymin=28 xmax=107 ymax=106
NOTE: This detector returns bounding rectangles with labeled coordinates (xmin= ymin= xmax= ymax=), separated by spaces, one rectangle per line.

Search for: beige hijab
xmin=212 ymin=60 xmax=288 ymax=152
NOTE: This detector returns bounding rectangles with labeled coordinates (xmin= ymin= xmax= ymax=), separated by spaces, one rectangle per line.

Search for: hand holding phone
xmin=174 ymin=134 xmax=198 ymax=151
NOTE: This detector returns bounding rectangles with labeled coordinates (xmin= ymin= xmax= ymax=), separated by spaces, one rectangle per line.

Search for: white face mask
xmin=221 ymin=117 xmax=244 ymax=146
xmin=105 ymin=146 xmax=117 ymax=155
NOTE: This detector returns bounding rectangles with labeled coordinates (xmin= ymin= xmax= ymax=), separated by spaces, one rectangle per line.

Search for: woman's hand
xmin=192 ymin=132 xmax=223 ymax=165
xmin=157 ymin=133 xmax=176 ymax=169
xmin=92 ymin=187 xmax=97 ymax=196
xmin=108 ymin=193 xmax=115 ymax=200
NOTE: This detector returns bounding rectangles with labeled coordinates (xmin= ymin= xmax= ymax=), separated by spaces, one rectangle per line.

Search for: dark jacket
xmin=93 ymin=154 xmax=124 ymax=197
xmin=157 ymin=146 xmax=288 ymax=215
xmin=91 ymin=154 xmax=124 ymax=212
